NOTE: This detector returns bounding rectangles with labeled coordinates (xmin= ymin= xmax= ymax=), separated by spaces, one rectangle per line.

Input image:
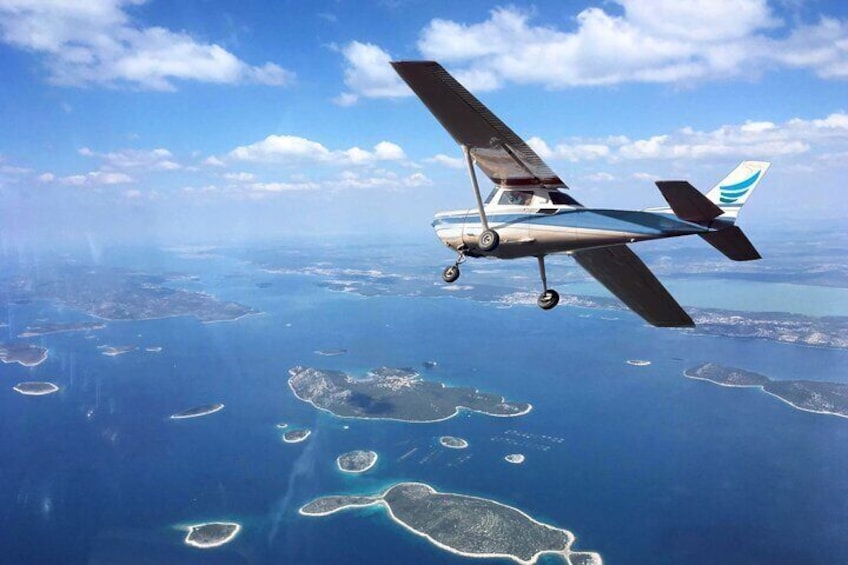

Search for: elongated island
xmin=300 ymin=482 xmax=601 ymax=565
xmin=288 ymin=366 xmax=531 ymax=423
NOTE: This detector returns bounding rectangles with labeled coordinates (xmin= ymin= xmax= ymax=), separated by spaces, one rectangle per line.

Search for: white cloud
xmin=345 ymin=1 xmax=848 ymax=98
xmin=228 ymin=135 xmax=408 ymax=166
xmin=427 ymin=153 xmax=465 ymax=169
xmin=37 ymin=172 xmax=55 ymax=183
xmin=203 ymin=156 xmax=226 ymax=167
xmin=336 ymin=41 xmax=410 ymax=104
xmin=528 ymin=112 xmax=848 ymax=163
xmin=0 ymin=0 xmax=294 ymax=90
xmin=224 ymin=171 xmax=256 ymax=182
xmin=584 ymin=172 xmax=615 ymax=182
xmin=80 ymin=146 xmax=181 ymax=171
xmin=59 ymin=171 xmax=134 ymax=186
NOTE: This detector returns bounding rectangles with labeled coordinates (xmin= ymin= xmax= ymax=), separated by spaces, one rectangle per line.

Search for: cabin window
xmin=484 ymin=187 xmax=498 ymax=204
xmin=498 ymin=190 xmax=533 ymax=206
xmin=548 ymin=190 xmax=580 ymax=205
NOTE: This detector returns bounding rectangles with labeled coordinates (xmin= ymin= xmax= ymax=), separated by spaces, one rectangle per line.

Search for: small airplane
xmin=391 ymin=61 xmax=770 ymax=328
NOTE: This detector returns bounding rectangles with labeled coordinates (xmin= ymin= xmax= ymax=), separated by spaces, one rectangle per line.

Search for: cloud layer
xmin=0 ymin=0 xmax=293 ymax=90
xmin=339 ymin=1 xmax=848 ymax=101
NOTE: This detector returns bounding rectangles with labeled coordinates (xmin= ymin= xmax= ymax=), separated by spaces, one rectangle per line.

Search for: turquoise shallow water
xmin=1 ymin=245 xmax=846 ymax=564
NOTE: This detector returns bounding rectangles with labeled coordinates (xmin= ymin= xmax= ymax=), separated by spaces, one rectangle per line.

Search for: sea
xmin=1 ymin=239 xmax=847 ymax=565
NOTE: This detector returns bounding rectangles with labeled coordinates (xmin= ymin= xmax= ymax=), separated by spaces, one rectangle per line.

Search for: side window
xmin=484 ymin=187 xmax=498 ymax=204
xmin=498 ymin=190 xmax=533 ymax=206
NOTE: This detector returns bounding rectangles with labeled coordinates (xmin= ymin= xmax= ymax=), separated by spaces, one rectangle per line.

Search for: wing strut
xmin=463 ymin=145 xmax=490 ymax=232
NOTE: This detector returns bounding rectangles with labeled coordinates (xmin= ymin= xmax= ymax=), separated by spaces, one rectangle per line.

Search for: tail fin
xmin=705 ymin=161 xmax=770 ymax=221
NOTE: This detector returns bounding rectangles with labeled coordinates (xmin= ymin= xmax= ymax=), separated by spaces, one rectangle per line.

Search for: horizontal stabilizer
xmin=699 ymin=227 xmax=761 ymax=261
xmin=573 ymin=245 xmax=694 ymax=327
xmin=655 ymin=180 xmax=723 ymax=223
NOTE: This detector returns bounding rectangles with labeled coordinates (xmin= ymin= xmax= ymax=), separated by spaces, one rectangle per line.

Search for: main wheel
xmin=478 ymin=229 xmax=499 ymax=252
xmin=442 ymin=265 xmax=460 ymax=283
xmin=537 ymin=289 xmax=560 ymax=310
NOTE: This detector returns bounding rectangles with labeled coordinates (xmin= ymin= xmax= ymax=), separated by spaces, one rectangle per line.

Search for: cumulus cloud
xmin=342 ymin=1 xmax=848 ymax=100
xmin=228 ymin=135 xmax=408 ymax=165
xmin=427 ymin=153 xmax=465 ymax=169
xmin=59 ymin=171 xmax=134 ymax=186
xmin=528 ymin=112 xmax=848 ymax=163
xmin=79 ymin=146 xmax=180 ymax=170
xmin=335 ymin=41 xmax=411 ymax=104
xmin=0 ymin=0 xmax=294 ymax=90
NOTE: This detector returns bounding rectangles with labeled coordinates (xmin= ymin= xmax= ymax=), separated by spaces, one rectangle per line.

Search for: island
xmin=0 ymin=264 xmax=258 ymax=324
xmin=626 ymin=360 xmax=651 ymax=366
xmin=0 ymin=343 xmax=48 ymax=367
xmin=13 ymin=382 xmax=59 ymax=396
xmin=288 ymin=366 xmax=532 ymax=423
xmin=99 ymin=345 xmax=137 ymax=357
xmin=184 ymin=522 xmax=241 ymax=548
xmin=505 ymin=454 xmax=526 ymax=464
xmin=145 ymin=346 xmax=163 ymax=353
xmin=275 ymin=422 xmax=289 ymax=429
xmin=685 ymin=363 xmax=848 ymax=418
xmin=170 ymin=403 xmax=224 ymax=419
xmin=17 ymin=321 xmax=106 ymax=337
xmin=283 ymin=429 xmax=311 ymax=443
xmin=315 ymin=348 xmax=347 ymax=356
xmin=299 ymin=482 xmax=601 ymax=565
xmin=439 ymin=436 xmax=469 ymax=449
xmin=422 ymin=360 xmax=438 ymax=370
xmin=336 ymin=450 xmax=378 ymax=473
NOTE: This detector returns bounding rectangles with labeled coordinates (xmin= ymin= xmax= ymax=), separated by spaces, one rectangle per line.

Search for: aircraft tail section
xmin=704 ymin=161 xmax=770 ymax=221
xmin=699 ymin=226 xmax=761 ymax=261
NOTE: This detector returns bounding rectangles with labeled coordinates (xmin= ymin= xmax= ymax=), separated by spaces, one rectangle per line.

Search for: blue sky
xmin=0 ymin=0 xmax=846 ymax=245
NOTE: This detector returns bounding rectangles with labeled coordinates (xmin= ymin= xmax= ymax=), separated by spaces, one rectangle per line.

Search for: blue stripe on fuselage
xmin=432 ymin=209 xmax=704 ymax=236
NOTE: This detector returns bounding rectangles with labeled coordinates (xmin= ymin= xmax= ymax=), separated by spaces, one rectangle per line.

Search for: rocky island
xmin=184 ymin=522 xmax=241 ymax=548
xmin=170 ymin=403 xmax=224 ymax=419
xmin=336 ymin=450 xmax=378 ymax=473
xmin=283 ymin=429 xmax=311 ymax=443
xmin=685 ymin=363 xmax=848 ymax=418
xmin=505 ymin=454 xmax=526 ymax=464
xmin=439 ymin=436 xmax=469 ymax=449
xmin=0 ymin=343 xmax=48 ymax=367
xmin=288 ymin=366 xmax=531 ymax=423
xmin=13 ymin=382 xmax=60 ymax=396
xmin=299 ymin=482 xmax=601 ymax=564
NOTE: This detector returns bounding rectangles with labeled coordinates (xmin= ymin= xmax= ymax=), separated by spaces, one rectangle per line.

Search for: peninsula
xmin=439 ymin=436 xmax=469 ymax=449
xmin=170 ymin=403 xmax=224 ymax=419
xmin=18 ymin=321 xmax=106 ymax=337
xmin=0 ymin=343 xmax=48 ymax=367
xmin=685 ymin=363 xmax=848 ymax=418
xmin=13 ymin=382 xmax=59 ymax=396
xmin=288 ymin=366 xmax=531 ymax=423
xmin=184 ymin=522 xmax=241 ymax=548
xmin=299 ymin=482 xmax=601 ymax=565
xmin=336 ymin=450 xmax=378 ymax=473
xmin=283 ymin=429 xmax=311 ymax=443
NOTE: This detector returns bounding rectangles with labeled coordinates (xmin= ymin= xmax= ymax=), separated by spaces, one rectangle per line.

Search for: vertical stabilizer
xmin=705 ymin=161 xmax=770 ymax=221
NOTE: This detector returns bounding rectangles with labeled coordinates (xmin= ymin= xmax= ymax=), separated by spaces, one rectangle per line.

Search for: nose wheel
xmin=442 ymin=264 xmax=460 ymax=283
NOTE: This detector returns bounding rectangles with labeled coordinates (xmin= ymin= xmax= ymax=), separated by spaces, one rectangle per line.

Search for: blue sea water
xmin=1 ymin=244 xmax=847 ymax=564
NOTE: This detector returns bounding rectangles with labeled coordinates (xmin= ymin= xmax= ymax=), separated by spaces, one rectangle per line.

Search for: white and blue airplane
xmin=391 ymin=61 xmax=770 ymax=328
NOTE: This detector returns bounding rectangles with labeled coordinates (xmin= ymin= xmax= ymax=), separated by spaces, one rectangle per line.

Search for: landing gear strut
xmin=463 ymin=144 xmax=499 ymax=253
xmin=536 ymin=255 xmax=559 ymax=310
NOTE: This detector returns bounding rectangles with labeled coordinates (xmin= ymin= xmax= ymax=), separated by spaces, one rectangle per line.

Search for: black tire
xmin=478 ymin=229 xmax=499 ymax=252
xmin=537 ymin=289 xmax=560 ymax=310
xmin=442 ymin=265 xmax=460 ymax=283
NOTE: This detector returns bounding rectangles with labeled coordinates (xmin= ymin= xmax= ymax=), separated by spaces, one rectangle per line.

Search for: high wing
xmin=391 ymin=61 xmax=568 ymax=189
xmin=572 ymin=245 xmax=694 ymax=327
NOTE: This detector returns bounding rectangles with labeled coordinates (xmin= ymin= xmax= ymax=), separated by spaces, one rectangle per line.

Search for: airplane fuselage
xmin=432 ymin=186 xmax=710 ymax=259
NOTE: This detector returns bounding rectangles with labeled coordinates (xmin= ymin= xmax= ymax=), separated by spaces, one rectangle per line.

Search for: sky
xmin=0 ymin=0 xmax=846 ymax=246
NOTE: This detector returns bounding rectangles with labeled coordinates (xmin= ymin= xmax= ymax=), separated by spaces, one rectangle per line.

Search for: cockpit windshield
xmin=498 ymin=190 xmax=533 ymax=206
